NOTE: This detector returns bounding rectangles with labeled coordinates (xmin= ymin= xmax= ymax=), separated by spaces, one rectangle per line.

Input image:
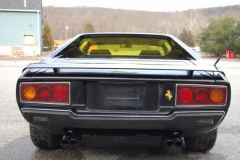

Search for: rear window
xmin=54 ymin=35 xmax=194 ymax=60
xmin=79 ymin=37 xmax=172 ymax=57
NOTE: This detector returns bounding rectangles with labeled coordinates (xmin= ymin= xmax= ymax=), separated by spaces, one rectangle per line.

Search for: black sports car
xmin=16 ymin=33 xmax=231 ymax=151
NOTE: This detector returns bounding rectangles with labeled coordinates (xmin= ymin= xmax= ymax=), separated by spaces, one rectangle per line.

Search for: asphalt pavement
xmin=0 ymin=58 xmax=240 ymax=160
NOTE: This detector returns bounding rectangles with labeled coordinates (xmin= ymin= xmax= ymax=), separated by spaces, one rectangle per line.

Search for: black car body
xmin=16 ymin=33 xmax=231 ymax=151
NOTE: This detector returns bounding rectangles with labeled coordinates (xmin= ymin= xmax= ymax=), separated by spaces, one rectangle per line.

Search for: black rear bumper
xmin=21 ymin=108 xmax=225 ymax=137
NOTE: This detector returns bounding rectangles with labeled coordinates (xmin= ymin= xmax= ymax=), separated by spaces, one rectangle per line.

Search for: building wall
xmin=0 ymin=11 xmax=41 ymax=56
xmin=0 ymin=0 xmax=42 ymax=10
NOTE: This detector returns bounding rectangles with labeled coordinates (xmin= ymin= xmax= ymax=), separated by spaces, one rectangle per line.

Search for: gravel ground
xmin=0 ymin=58 xmax=239 ymax=160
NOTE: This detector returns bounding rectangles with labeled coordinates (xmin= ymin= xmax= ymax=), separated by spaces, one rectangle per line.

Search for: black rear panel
xmin=87 ymin=82 xmax=160 ymax=111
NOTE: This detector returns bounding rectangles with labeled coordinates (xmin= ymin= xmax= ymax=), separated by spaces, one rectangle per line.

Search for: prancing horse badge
xmin=165 ymin=90 xmax=173 ymax=101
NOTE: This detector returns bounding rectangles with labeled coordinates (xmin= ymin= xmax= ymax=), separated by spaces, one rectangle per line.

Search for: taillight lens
xmin=20 ymin=83 xmax=70 ymax=104
xmin=211 ymin=89 xmax=224 ymax=103
xmin=195 ymin=89 xmax=208 ymax=103
xmin=38 ymin=86 xmax=52 ymax=99
xmin=23 ymin=86 xmax=36 ymax=100
xmin=179 ymin=89 xmax=192 ymax=102
xmin=177 ymin=85 xmax=227 ymax=106
xmin=54 ymin=87 xmax=67 ymax=100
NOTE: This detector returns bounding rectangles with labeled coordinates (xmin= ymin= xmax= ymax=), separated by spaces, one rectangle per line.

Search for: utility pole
xmin=65 ymin=23 xmax=68 ymax=40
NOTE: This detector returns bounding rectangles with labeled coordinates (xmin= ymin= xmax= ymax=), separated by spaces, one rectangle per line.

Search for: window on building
xmin=24 ymin=0 xmax=27 ymax=7
xmin=23 ymin=35 xmax=34 ymax=45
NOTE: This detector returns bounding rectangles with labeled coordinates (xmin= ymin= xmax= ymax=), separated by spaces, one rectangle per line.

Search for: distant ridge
xmin=43 ymin=5 xmax=240 ymax=40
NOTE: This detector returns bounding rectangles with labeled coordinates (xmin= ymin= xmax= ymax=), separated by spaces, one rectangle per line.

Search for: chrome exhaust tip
xmin=175 ymin=140 xmax=184 ymax=148
xmin=60 ymin=137 xmax=70 ymax=148
xmin=70 ymin=138 xmax=79 ymax=147
xmin=166 ymin=140 xmax=174 ymax=147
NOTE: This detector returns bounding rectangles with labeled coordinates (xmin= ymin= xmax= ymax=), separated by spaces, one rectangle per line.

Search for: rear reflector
xmin=20 ymin=82 xmax=70 ymax=104
xmin=177 ymin=84 xmax=227 ymax=106
xmin=196 ymin=118 xmax=213 ymax=124
xmin=32 ymin=116 xmax=50 ymax=122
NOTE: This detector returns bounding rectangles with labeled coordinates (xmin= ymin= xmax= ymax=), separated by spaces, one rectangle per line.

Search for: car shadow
xmin=0 ymin=135 xmax=226 ymax=160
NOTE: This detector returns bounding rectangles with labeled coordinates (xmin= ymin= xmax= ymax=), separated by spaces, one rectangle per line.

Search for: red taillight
xmin=179 ymin=89 xmax=192 ymax=102
xmin=39 ymin=86 xmax=52 ymax=99
xmin=177 ymin=85 xmax=227 ymax=106
xmin=195 ymin=89 xmax=208 ymax=103
xmin=54 ymin=87 xmax=67 ymax=100
xmin=20 ymin=83 xmax=70 ymax=104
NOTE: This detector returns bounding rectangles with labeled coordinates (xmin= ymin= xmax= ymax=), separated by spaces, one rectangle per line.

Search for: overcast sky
xmin=42 ymin=0 xmax=240 ymax=12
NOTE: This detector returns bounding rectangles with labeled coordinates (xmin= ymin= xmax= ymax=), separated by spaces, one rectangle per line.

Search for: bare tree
xmin=42 ymin=6 xmax=239 ymax=39
xmin=187 ymin=10 xmax=205 ymax=32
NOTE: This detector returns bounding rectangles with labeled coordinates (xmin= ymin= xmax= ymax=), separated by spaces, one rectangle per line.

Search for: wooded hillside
xmin=43 ymin=5 xmax=240 ymax=40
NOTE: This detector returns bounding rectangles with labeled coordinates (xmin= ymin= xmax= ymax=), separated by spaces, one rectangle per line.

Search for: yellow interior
xmin=79 ymin=37 xmax=172 ymax=56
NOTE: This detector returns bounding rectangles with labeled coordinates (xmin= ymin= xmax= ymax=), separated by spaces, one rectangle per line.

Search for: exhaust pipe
xmin=60 ymin=136 xmax=70 ymax=148
xmin=175 ymin=140 xmax=184 ymax=148
xmin=60 ymin=130 xmax=82 ymax=148
xmin=70 ymin=138 xmax=80 ymax=147
xmin=166 ymin=140 xmax=174 ymax=147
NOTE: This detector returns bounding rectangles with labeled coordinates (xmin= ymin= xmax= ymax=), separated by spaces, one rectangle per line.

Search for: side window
xmin=162 ymin=41 xmax=172 ymax=54
xmin=79 ymin=41 xmax=90 ymax=53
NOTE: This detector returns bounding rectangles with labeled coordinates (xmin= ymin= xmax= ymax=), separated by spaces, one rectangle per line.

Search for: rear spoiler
xmin=24 ymin=63 xmax=221 ymax=73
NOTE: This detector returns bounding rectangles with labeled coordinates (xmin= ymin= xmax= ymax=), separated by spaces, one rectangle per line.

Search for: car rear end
xmin=17 ymin=70 xmax=230 ymax=134
xmin=16 ymin=33 xmax=231 ymax=150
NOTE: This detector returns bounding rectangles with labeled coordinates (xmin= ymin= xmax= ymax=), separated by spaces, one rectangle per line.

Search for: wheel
xmin=185 ymin=129 xmax=217 ymax=152
xmin=30 ymin=125 xmax=62 ymax=149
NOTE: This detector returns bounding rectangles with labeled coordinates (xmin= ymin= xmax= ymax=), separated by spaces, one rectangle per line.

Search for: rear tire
xmin=30 ymin=125 xmax=62 ymax=149
xmin=185 ymin=129 xmax=217 ymax=152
